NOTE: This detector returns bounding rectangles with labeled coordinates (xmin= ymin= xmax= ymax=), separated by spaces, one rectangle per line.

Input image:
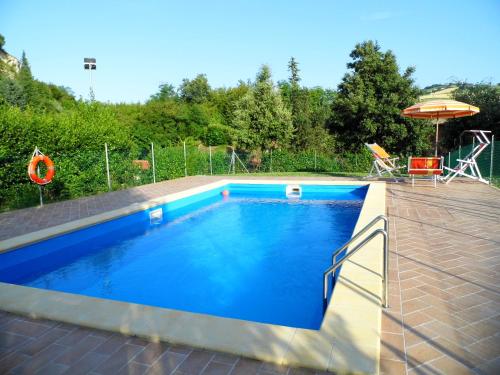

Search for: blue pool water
xmin=0 ymin=184 xmax=367 ymax=329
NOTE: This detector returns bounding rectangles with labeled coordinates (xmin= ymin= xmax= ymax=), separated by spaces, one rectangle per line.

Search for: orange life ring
xmin=28 ymin=155 xmax=55 ymax=185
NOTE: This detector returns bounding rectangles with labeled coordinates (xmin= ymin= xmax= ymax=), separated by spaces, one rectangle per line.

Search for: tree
xmin=18 ymin=51 xmax=33 ymax=81
xmin=286 ymin=57 xmax=312 ymax=149
xmin=210 ymin=81 xmax=250 ymax=126
xmin=441 ymin=82 xmax=500 ymax=150
xmin=0 ymin=77 xmax=26 ymax=107
xmin=179 ymin=74 xmax=211 ymax=103
xmin=149 ymin=83 xmax=176 ymax=101
xmin=288 ymin=57 xmax=300 ymax=87
xmin=17 ymin=51 xmax=40 ymax=107
xmin=329 ymin=41 xmax=432 ymax=154
xmin=233 ymin=65 xmax=292 ymax=150
xmin=0 ymin=34 xmax=5 ymax=49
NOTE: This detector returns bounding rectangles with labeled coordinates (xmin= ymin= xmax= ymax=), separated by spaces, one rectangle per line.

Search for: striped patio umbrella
xmin=401 ymin=99 xmax=480 ymax=156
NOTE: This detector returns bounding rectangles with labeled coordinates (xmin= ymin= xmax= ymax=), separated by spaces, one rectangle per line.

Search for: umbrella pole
xmin=435 ymin=117 xmax=439 ymax=156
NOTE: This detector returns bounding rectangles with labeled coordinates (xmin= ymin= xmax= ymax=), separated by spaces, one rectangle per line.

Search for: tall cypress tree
xmin=17 ymin=51 xmax=39 ymax=107
xmin=287 ymin=57 xmax=311 ymax=150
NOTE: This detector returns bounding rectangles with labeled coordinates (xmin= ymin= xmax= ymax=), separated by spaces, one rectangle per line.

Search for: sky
xmin=1 ymin=0 xmax=499 ymax=103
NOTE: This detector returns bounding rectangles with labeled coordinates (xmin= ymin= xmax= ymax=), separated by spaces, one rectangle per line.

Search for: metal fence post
xmin=446 ymin=151 xmax=451 ymax=175
xmin=270 ymin=150 xmax=273 ymax=173
xmin=37 ymin=163 xmax=43 ymax=207
xmin=104 ymin=143 xmax=112 ymax=191
xmin=183 ymin=141 xmax=187 ymax=177
xmin=314 ymin=150 xmax=317 ymax=171
xmin=209 ymin=145 xmax=213 ymax=175
xmin=490 ymin=135 xmax=495 ymax=183
xmin=151 ymin=142 xmax=156 ymax=183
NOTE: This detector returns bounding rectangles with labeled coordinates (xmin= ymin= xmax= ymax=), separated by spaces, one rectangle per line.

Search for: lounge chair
xmin=365 ymin=143 xmax=405 ymax=180
xmin=442 ymin=130 xmax=492 ymax=185
xmin=408 ymin=157 xmax=444 ymax=187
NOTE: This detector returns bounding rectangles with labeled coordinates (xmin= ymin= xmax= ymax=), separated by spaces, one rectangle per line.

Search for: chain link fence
xmin=0 ymin=143 xmax=373 ymax=211
xmin=443 ymin=138 xmax=499 ymax=186
xmin=3 ymin=138 xmax=498 ymax=212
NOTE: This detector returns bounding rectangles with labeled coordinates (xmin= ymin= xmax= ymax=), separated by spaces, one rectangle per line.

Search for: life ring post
xmin=28 ymin=147 xmax=55 ymax=206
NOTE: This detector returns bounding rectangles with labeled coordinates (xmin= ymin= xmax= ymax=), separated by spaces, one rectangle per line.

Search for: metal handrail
xmin=331 ymin=215 xmax=388 ymax=265
xmin=323 ymin=226 xmax=389 ymax=308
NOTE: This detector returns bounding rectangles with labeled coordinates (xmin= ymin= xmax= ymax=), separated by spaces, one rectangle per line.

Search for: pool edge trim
xmin=0 ymin=179 xmax=385 ymax=375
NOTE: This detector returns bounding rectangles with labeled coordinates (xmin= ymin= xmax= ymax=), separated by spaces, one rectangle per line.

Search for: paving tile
xmin=473 ymin=357 xmax=500 ymax=375
xmin=424 ymin=337 xmax=482 ymax=369
xmin=56 ymin=334 xmax=107 ymax=365
xmin=401 ymin=287 xmax=426 ymax=301
xmin=405 ymin=341 xmax=444 ymax=369
xmin=145 ymin=351 xmax=187 ymax=375
xmin=466 ymin=336 xmax=500 ymax=362
xmin=381 ymin=311 xmax=403 ymax=334
xmin=11 ymin=343 xmax=69 ymax=374
xmin=127 ymin=336 xmax=152 ymax=347
xmin=133 ymin=342 xmax=169 ymax=365
xmin=0 ymin=351 xmax=31 ymax=373
xmin=403 ymin=310 xmax=434 ymax=327
xmin=420 ymin=321 xmax=476 ymax=347
xmin=61 ymin=351 xmax=110 ymax=375
xmin=429 ymin=355 xmax=474 ymax=375
xmin=3 ymin=319 xmax=51 ymax=338
xmin=450 ymin=293 xmax=492 ymax=310
xmin=231 ymin=358 xmax=263 ymax=375
xmin=201 ymin=361 xmax=233 ymax=375
xmin=92 ymin=334 xmax=129 ymax=356
xmin=56 ymin=327 xmax=93 ymax=347
xmin=34 ymin=362 xmax=70 ymax=375
xmin=287 ymin=367 xmax=316 ymax=375
xmin=380 ymin=333 xmax=405 ymax=361
xmin=259 ymin=362 xmax=289 ymax=374
xmin=168 ymin=344 xmax=193 ymax=355
xmin=212 ymin=352 xmax=240 ymax=365
xmin=94 ymin=343 xmax=144 ymax=374
xmin=115 ymin=361 xmax=150 ymax=375
xmin=18 ymin=327 xmax=71 ymax=356
xmin=176 ymin=349 xmax=214 ymax=374
xmin=459 ymin=318 xmax=500 ymax=340
xmin=379 ymin=358 xmax=406 ymax=375
xmin=402 ymin=299 xmax=428 ymax=314
xmin=404 ymin=325 xmax=438 ymax=348
xmin=0 ymin=331 xmax=30 ymax=349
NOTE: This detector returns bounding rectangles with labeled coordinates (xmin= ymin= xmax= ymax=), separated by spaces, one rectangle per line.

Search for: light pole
xmin=83 ymin=57 xmax=96 ymax=100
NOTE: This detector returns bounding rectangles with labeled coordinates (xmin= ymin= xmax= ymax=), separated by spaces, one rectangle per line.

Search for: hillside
xmin=419 ymin=85 xmax=457 ymax=101
xmin=0 ymin=48 xmax=20 ymax=78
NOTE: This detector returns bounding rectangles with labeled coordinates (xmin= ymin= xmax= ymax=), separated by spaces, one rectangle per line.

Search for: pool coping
xmin=0 ymin=179 xmax=386 ymax=374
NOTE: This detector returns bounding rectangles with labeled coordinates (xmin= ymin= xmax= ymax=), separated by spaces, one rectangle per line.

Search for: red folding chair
xmin=408 ymin=157 xmax=444 ymax=187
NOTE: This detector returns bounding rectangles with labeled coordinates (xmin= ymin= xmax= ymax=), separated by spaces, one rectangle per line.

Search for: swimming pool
xmin=0 ymin=183 xmax=367 ymax=330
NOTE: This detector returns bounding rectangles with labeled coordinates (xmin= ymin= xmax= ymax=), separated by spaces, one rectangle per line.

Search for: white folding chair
xmin=442 ymin=130 xmax=492 ymax=185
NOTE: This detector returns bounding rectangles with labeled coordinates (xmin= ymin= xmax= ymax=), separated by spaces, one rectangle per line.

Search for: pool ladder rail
xmin=323 ymin=214 xmax=389 ymax=309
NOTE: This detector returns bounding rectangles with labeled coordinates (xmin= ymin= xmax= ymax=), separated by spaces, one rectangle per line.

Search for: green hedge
xmin=0 ymin=103 xmax=374 ymax=211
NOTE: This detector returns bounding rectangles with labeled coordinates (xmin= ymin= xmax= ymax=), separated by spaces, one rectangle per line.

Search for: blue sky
xmin=1 ymin=0 xmax=499 ymax=103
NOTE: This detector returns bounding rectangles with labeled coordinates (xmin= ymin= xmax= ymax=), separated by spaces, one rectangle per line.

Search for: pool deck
xmin=0 ymin=176 xmax=499 ymax=374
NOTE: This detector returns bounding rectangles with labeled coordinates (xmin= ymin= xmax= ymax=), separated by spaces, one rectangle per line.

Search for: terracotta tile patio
xmin=1 ymin=176 xmax=499 ymax=374
xmin=381 ymin=181 xmax=500 ymax=375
